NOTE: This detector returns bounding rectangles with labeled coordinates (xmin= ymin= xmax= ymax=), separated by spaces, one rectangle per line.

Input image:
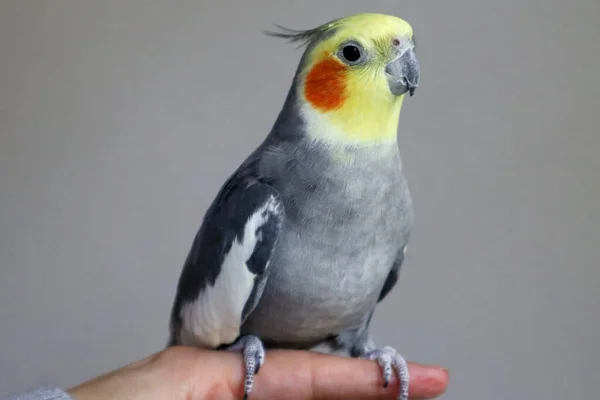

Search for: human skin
xmin=67 ymin=346 xmax=449 ymax=400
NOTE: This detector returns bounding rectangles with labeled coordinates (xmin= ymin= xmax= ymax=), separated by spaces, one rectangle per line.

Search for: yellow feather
xmin=297 ymin=13 xmax=415 ymax=144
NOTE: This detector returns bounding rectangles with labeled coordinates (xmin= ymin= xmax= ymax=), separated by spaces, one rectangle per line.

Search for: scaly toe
xmin=225 ymin=335 xmax=266 ymax=400
xmin=363 ymin=346 xmax=409 ymax=400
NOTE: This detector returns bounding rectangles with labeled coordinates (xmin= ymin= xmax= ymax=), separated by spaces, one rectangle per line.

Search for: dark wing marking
xmin=377 ymin=245 xmax=407 ymax=303
xmin=167 ymin=172 xmax=284 ymax=348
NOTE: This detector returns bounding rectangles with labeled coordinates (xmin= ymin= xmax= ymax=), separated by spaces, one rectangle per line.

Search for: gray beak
xmin=385 ymin=48 xmax=420 ymax=96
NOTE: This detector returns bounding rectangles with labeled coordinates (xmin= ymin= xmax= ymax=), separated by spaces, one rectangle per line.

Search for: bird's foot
xmin=362 ymin=346 xmax=409 ymax=400
xmin=225 ymin=335 xmax=265 ymax=400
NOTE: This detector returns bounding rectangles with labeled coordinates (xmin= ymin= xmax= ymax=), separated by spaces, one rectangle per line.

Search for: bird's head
xmin=268 ymin=13 xmax=420 ymax=144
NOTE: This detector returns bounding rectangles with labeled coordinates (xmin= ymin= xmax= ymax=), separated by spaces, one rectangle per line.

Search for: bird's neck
xmin=301 ymin=95 xmax=405 ymax=145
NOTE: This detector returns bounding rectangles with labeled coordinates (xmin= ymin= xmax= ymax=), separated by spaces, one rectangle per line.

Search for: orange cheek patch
xmin=304 ymin=58 xmax=348 ymax=112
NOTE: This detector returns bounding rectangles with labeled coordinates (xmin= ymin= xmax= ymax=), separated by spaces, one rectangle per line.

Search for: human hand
xmin=67 ymin=346 xmax=448 ymax=400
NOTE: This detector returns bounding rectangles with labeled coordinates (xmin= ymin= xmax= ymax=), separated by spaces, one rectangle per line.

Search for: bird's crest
xmin=263 ymin=20 xmax=340 ymax=48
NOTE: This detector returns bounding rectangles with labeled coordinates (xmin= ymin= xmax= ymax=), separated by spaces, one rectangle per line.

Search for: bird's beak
xmin=385 ymin=47 xmax=420 ymax=97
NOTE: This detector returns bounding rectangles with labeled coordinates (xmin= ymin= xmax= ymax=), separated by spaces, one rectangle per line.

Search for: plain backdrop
xmin=1 ymin=1 xmax=599 ymax=399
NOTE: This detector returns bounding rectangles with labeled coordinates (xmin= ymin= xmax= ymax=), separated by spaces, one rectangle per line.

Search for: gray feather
xmin=169 ymin=37 xmax=414 ymax=356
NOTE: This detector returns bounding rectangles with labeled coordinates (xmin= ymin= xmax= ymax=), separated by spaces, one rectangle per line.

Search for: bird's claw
xmin=363 ymin=346 xmax=409 ymax=400
xmin=226 ymin=335 xmax=265 ymax=400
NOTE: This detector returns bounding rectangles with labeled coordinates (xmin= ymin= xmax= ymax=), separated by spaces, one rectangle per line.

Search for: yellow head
xmin=268 ymin=13 xmax=419 ymax=144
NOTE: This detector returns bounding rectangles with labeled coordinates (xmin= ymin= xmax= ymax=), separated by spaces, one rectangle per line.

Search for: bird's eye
xmin=342 ymin=45 xmax=361 ymax=62
xmin=337 ymin=41 xmax=365 ymax=65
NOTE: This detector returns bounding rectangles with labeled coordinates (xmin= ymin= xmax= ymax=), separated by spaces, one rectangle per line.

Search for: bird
xmin=167 ymin=12 xmax=420 ymax=400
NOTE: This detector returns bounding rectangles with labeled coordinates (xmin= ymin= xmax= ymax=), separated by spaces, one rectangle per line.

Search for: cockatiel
xmin=168 ymin=12 xmax=420 ymax=400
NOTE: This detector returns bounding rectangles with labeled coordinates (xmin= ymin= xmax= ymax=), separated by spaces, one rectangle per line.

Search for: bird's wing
xmin=377 ymin=244 xmax=407 ymax=303
xmin=168 ymin=172 xmax=284 ymax=348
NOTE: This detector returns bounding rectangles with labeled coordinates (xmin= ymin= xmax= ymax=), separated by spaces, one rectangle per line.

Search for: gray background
xmin=1 ymin=1 xmax=598 ymax=399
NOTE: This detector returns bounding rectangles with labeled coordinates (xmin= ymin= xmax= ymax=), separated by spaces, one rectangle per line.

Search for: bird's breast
xmin=242 ymin=144 xmax=413 ymax=344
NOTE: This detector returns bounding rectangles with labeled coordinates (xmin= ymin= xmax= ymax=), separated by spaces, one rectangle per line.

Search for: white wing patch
xmin=179 ymin=196 xmax=279 ymax=348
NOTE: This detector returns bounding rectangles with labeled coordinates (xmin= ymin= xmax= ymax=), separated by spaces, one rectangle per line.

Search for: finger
xmin=224 ymin=349 xmax=449 ymax=400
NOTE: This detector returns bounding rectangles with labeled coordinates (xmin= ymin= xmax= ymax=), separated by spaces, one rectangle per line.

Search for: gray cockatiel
xmin=168 ymin=12 xmax=420 ymax=400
